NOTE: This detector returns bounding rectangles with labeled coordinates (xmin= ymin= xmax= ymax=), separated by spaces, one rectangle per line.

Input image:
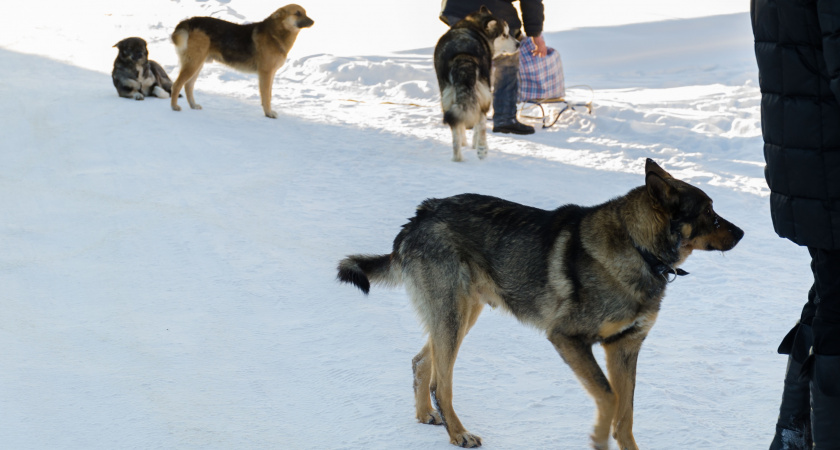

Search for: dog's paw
xmin=265 ymin=110 xmax=278 ymax=119
xmin=133 ymin=92 xmax=145 ymax=100
xmin=615 ymin=439 xmax=639 ymax=450
xmin=190 ymin=104 xmax=202 ymax=110
xmin=417 ymin=410 xmax=443 ymax=425
xmin=590 ymin=436 xmax=609 ymax=450
xmin=451 ymin=432 xmax=482 ymax=448
xmin=152 ymin=86 xmax=170 ymax=99
xmin=171 ymin=104 xmax=182 ymax=112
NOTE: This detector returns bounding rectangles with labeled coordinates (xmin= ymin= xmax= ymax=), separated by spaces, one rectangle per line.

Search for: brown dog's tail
xmin=337 ymin=254 xmax=399 ymax=294
xmin=171 ymin=23 xmax=189 ymax=60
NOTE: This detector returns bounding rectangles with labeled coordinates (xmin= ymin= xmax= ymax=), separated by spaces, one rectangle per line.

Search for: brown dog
xmin=170 ymin=4 xmax=314 ymax=118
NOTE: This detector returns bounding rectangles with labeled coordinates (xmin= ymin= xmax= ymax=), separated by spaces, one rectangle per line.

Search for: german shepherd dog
xmin=170 ymin=4 xmax=314 ymax=118
xmin=337 ymin=159 xmax=743 ymax=449
xmin=112 ymin=37 xmax=174 ymax=100
xmin=434 ymin=6 xmax=519 ymax=162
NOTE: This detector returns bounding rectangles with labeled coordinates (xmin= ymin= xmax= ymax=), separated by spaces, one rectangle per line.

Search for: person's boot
xmin=492 ymin=121 xmax=535 ymax=135
xmin=770 ymin=323 xmax=813 ymax=450
xmin=810 ymin=353 xmax=840 ymax=449
xmin=809 ymin=315 xmax=840 ymax=449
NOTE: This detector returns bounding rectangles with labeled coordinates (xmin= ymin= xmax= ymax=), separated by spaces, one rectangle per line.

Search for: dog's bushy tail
xmin=442 ymin=56 xmax=480 ymax=126
xmin=171 ymin=24 xmax=189 ymax=60
xmin=337 ymin=254 xmax=399 ymax=294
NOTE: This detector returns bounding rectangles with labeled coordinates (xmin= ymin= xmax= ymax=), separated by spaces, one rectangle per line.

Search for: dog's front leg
xmin=549 ymin=332 xmax=616 ymax=450
xmin=117 ymin=79 xmax=143 ymax=100
xmin=603 ymin=327 xmax=650 ymax=450
xmin=258 ymin=69 xmax=278 ymax=118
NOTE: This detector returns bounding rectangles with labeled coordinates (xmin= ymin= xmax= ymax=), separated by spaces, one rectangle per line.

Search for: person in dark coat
xmin=440 ymin=0 xmax=546 ymax=135
xmin=752 ymin=1 xmax=840 ymax=448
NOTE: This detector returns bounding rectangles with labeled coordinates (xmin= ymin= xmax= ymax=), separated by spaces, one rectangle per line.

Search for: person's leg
xmin=769 ymin=314 xmax=813 ymax=449
xmin=491 ymin=52 xmax=534 ymax=135
xmin=809 ymin=248 xmax=840 ymax=448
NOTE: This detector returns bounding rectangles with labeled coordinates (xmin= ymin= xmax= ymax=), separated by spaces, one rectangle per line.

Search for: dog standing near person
xmin=434 ymin=6 xmax=519 ymax=162
xmin=338 ymin=159 xmax=743 ymax=449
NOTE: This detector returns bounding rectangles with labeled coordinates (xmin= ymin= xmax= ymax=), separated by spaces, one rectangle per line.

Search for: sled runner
xmin=518 ymin=85 xmax=594 ymax=128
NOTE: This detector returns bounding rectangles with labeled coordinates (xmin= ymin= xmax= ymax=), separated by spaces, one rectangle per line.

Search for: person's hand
xmin=531 ymin=35 xmax=547 ymax=58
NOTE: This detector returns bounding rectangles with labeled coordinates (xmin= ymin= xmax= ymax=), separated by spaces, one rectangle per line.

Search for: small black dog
xmin=112 ymin=37 xmax=173 ymax=100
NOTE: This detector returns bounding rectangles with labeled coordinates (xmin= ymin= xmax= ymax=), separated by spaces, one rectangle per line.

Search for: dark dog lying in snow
xmin=112 ymin=37 xmax=173 ymax=100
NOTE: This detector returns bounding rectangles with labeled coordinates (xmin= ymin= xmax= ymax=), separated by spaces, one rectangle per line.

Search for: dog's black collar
xmin=634 ymin=245 xmax=688 ymax=281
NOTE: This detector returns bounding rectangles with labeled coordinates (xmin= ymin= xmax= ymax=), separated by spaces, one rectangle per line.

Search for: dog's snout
xmin=731 ymin=225 xmax=745 ymax=243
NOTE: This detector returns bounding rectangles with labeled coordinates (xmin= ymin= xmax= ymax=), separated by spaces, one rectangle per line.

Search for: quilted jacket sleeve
xmin=519 ymin=0 xmax=545 ymax=38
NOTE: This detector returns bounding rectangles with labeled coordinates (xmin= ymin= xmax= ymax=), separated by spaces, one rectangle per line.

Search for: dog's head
xmin=113 ymin=37 xmax=149 ymax=65
xmin=463 ymin=6 xmax=520 ymax=56
xmin=644 ymin=158 xmax=743 ymax=256
xmin=271 ymin=4 xmax=314 ymax=31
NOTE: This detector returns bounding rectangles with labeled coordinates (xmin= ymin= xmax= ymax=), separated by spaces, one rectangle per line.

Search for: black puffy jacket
xmin=752 ymin=0 xmax=840 ymax=249
xmin=440 ymin=0 xmax=544 ymax=38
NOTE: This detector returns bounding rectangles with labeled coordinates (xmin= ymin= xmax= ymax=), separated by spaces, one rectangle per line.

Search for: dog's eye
xmin=295 ymin=11 xmax=301 ymax=17
xmin=704 ymin=207 xmax=713 ymax=217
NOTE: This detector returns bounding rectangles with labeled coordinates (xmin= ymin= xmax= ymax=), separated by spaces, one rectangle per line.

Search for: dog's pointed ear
xmin=646 ymin=171 xmax=679 ymax=212
xmin=480 ymin=5 xmax=491 ymax=14
xmin=645 ymin=158 xmax=673 ymax=179
xmin=486 ymin=19 xmax=498 ymax=34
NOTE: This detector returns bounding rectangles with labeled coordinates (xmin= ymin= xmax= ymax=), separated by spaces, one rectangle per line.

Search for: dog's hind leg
xmin=171 ymin=61 xmax=204 ymax=111
xmin=151 ymin=85 xmax=170 ymax=99
xmin=182 ymin=63 xmax=204 ymax=110
xmin=473 ymin=114 xmax=488 ymax=159
xmin=428 ymin=298 xmax=484 ymax=447
xmin=414 ymin=299 xmax=484 ymax=431
xmin=603 ymin=324 xmax=652 ymax=450
xmin=549 ymin=332 xmax=616 ymax=450
xmin=450 ymin=124 xmax=464 ymax=162
xmin=171 ymin=31 xmax=208 ymax=112
xmin=412 ymin=341 xmax=442 ymax=425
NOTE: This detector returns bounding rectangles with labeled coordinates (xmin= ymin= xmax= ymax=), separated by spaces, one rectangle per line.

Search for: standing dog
xmin=170 ymin=4 xmax=314 ymax=118
xmin=434 ymin=6 xmax=519 ymax=162
xmin=338 ymin=159 xmax=743 ymax=449
xmin=112 ymin=37 xmax=173 ymax=100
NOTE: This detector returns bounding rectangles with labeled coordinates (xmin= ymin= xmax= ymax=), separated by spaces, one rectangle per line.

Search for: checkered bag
xmin=518 ymin=37 xmax=565 ymax=101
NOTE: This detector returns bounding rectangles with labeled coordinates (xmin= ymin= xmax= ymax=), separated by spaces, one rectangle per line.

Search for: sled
xmin=518 ymin=85 xmax=594 ymax=128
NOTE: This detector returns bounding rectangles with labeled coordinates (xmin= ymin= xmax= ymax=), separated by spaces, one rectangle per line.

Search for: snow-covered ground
xmin=0 ymin=1 xmax=810 ymax=449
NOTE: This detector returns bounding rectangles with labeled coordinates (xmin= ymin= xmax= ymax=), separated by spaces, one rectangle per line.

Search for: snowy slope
xmin=0 ymin=1 xmax=811 ymax=449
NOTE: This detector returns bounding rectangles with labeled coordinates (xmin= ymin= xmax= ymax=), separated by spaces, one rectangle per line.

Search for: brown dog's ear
xmin=480 ymin=5 xmax=491 ymax=14
xmin=646 ymin=171 xmax=679 ymax=212
xmin=271 ymin=8 xmax=288 ymax=20
xmin=486 ymin=19 xmax=498 ymax=35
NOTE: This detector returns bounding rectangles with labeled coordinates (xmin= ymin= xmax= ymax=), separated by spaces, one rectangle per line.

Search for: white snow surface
xmin=0 ymin=1 xmax=812 ymax=449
